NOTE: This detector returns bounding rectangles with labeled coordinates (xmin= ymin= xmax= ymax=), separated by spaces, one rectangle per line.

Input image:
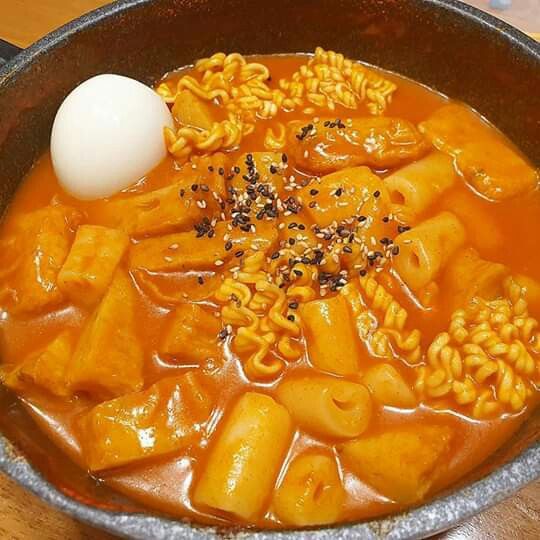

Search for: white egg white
xmin=51 ymin=74 xmax=174 ymax=200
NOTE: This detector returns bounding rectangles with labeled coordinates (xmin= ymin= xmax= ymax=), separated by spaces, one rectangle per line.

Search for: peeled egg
xmin=51 ymin=74 xmax=174 ymax=200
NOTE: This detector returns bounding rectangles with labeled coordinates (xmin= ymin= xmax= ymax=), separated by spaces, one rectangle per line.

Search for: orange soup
xmin=0 ymin=49 xmax=539 ymax=528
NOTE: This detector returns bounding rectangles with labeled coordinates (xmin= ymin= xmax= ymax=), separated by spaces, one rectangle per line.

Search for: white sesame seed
xmin=215 ymin=259 xmax=224 ymax=266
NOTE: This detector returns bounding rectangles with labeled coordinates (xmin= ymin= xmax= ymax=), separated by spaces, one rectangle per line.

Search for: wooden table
xmin=0 ymin=1 xmax=538 ymax=539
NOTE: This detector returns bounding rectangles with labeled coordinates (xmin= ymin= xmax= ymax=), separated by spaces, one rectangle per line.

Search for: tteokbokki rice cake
xmin=0 ymin=48 xmax=539 ymax=528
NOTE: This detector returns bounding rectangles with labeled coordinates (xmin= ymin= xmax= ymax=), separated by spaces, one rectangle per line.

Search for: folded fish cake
xmin=0 ymin=204 xmax=81 ymax=314
xmin=2 ymin=331 xmax=75 ymax=398
xmin=58 ymin=225 xmax=129 ymax=306
xmin=419 ymin=104 xmax=539 ymax=200
xmin=80 ymin=372 xmax=213 ymax=471
xmin=339 ymin=425 xmax=452 ymax=504
xmin=299 ymin=166 xmax=388 ymax=227
xmin=172 ymin=89 xmax=218 ymax=130
xmin=231 ymin=152 xmax=286 ymax=196
xmin=160 ymin=303 xmax=221 ymax=364
xmin=68 ymin=270 xmax=144 ymax=399
xmin=288 ymin=117 xmax=427 ymax=174
xmin=129 ymin=220 xmax=278 ymax=272
xmin=99 ymin=153 xmax=228 ymax=238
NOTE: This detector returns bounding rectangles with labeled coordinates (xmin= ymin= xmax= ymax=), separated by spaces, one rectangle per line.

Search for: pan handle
xmin=0 ymin=38 xmax=23 ymax=67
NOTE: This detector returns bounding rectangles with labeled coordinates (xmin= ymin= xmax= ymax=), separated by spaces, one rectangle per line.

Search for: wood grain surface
xmin=0 ymin=1 xmax=538 ymax=539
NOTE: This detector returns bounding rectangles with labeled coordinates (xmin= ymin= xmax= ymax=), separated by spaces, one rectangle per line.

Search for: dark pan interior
xmin=0 ymin=0 xmax=539 ymax=538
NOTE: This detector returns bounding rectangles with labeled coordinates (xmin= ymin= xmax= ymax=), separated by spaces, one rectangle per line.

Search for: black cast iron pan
xmin=0 ymin=1 xmax=539 ymax=538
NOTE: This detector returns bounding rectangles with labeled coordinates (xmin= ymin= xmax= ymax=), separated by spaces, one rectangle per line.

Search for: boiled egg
xmin=51 ymin=74 xmax=174 ymax=200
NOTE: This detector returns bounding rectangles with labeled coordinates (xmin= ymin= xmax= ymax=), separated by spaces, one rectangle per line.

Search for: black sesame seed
xmin=359 ymin=269 xmax=367 ymax=276
xmin=382 ymin=216 xmax=390 ymax=223
xmin=358 ymin=215 xmax=367 ymax=222
xmin=398 ymin=225 xmax=411 ymax=233
xmin=179 ymin=189 xmax=185 ymax=197
xmin=281 ymin=153 xmax=288 ymax=163
xmin=310 ymin=188 xmax=319 ymax=196
xmin=235 ymin=250 xmax=244 ymax=258
xmin=271 ymin=251 xmax=280 ymax=260
xmin=287 ymin=314 xmax=295 ymax=321
xmin=308 ymin=201 xmax=317 ymax=208
xmin=225 ymin=241 xmax=233 ymax=251
xmin=293 ymin=269 xmax=303 ymax=277
xmin=288 ymin=301 xmax=299 ymax=309
xmin=218 ymin=328 xmax=228 ymax=340
xmin=197 ymin=276 xmax=204 ymax=285
xmin=373 ymin=190 xmax=381 ymax=198
xmin=343 ymin=245 xmax=353 ymax=254
xmin=191 ymin=184 xmax=198 ymax=191
xmin=392 ymin=246 xmax=400 ymax=256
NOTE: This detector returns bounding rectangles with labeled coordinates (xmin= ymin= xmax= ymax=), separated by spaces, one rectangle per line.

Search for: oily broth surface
xmin=0 ymin=54 xmax=537 ymax=527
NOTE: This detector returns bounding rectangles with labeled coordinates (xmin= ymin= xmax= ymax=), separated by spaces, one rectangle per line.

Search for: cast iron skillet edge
xmin=1 ymin=429 xmax=538 ymax=540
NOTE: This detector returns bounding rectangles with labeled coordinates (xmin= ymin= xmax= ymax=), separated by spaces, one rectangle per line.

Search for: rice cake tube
xmin=386 ymin=152 xmax=456 ymax=221
xmin=277 ymin=375 xmax=371 ymax=438
xmin=273 ymin=452 xmax=345 ymax=526
xmin=393 ymin=211 xmax=465 ymax=291
xmin=193 ymin=392 xmax=292 ymax=521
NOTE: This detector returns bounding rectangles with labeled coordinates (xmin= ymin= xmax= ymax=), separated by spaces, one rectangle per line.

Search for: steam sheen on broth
xmin=0 ymin=50 xmax=539 ymax=528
